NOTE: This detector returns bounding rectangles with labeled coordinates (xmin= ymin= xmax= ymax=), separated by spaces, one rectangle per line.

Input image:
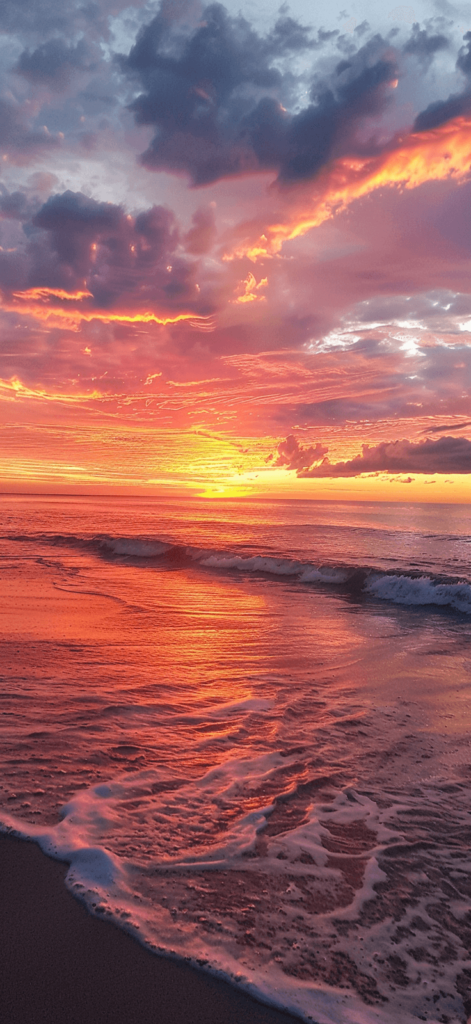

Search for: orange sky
xmin=1 ymin=2 xmax=471 ymax=501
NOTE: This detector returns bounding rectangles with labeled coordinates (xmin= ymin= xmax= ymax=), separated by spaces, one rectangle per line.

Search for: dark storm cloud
xmin=414 ymin=32 xmax=471 ymax=131
xmin=279 ymin=48 xmax=396 ymax=182
xmin=263 ymin=12 xmax=318 ymax=55
xmin=121 ymin=2 xmax=397 ymax=185
xmin=32 ymin=190 xmax=198 ymax=306
xmin=32 ymin=190 xmax=126 ymax=287
xmin=403 ymin=23 xmax=449 ymax=64
xmin=298 ymin=436 xmax=471 ymax=477
xmin=0 ymin=185 xmax=40 ymax=221
xmin=0 ymin=190 xmax=205 ymax=311
xmin=457 ymin=30 xmax=471 ymax=76
xmin=15 ymin=38 xmax=98 ymax=91
xmin=413 ymin=92 xmax=470 ymax=131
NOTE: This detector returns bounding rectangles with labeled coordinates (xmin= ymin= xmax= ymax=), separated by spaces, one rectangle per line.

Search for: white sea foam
xmin=199 ymin=553 xmax=350 ymax=586
xmin=3 ymin=748 xmax=469 ymax=1024
xmin=0 ymin=771 xmax=385 ymax=1024
xmin=365 ymin=573 xmax=471 ymax=613
xmin=199 ymin=553 xmax=303 ymax=575
xmin=8 ymin=529 xmax=471 ymax=614
xmin=299 ymin=567 xmax=350 ymax=584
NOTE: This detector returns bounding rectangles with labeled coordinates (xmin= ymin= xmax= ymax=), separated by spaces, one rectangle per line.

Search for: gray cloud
xmin=298 ymin=436 xmax=471 ymax=477
xmin=0 ymin=97 xmax=60 ymax=162
xmin=0 ymin=0 xmax=134 ymax=40
xmin=184 ymin=205 xmax=217 ymax=254
xmin=0 ymin=189 xmax=209 ymax=312
xmin=121 ymin=2 xmax=397 ymax=186
xmin=422 ymin=420 xmax=471 ymax=433
xmin=0 ymin=185 xmax=41 ymax=221
xmin=414 ymin=31 xmax=471 ymax=130
xmin=403 ymin=23 xmax=449 ymax=65
xmin=275 ymin=434 xmax=328 ymax=471
xmin=15 ymin=38 xmax=98 ymax=91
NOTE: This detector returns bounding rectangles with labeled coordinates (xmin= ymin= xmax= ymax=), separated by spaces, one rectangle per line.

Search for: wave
xmin=0 ymin=760 xmax=416 ymax=1024
xmin=3 ymin=752 xmax=469 ymax=1024
xmin=6 ymin=531 xmax=471 ymax=614
xmin=364 ymin=573 xmax=471 ymax=613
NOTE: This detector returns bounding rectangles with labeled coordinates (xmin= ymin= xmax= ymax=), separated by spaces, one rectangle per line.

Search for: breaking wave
xmin=6 ymin=531 xmax=471 ymax=614
xmin=363 ymin=572 xmax=471 ymax=613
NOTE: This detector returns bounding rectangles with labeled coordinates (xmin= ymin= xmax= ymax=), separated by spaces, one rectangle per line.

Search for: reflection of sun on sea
xmin=201 ymin=483 xmax=255 ymax=499
xmin=125 ymin=559 xmax=274 ymax=761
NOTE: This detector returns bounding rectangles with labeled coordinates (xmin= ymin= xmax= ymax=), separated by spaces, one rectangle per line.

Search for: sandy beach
xmin=0 ymin=835 xmax=301 ymax=1024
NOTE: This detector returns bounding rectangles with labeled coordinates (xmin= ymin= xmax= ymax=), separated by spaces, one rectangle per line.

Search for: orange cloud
xmin=226 ymin=116 xmax=471 ymax=261
xmin=13 ymin=287 xmax=93 ymax=301
xmin=0 ymin=375 xmax=104 ymax=405
xmin=3 ymin=287 xmax=212 ymax=329
xmin=232 ymin=273 xmax=268 ymax=304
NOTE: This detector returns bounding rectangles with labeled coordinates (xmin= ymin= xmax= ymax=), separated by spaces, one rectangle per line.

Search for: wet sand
xmin=0 ymin=835 xmax=301 ymax=1024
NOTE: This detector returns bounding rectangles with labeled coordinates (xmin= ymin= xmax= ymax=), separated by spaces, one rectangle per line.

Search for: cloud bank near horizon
xmin=275 ymin=435 xmax=471 ymax=478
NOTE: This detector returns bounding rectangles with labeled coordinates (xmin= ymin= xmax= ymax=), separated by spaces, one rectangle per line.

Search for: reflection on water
xmin=1 ymin=496 xmax=471 ymax=1024
xmin=1 ymin=548 xmax=370 ymax=810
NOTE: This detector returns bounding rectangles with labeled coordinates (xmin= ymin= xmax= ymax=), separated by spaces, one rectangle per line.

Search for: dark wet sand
xmin=0 ymin=835 xmax=301 ymax=1024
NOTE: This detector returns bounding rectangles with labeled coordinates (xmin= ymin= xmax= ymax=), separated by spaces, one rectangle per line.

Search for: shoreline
xmin=0 ymin=834 xmax=302 ymax=1024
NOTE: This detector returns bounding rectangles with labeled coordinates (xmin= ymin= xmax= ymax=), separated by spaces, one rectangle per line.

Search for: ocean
xmin=1 ymin=493 xmax=471 ymax=1024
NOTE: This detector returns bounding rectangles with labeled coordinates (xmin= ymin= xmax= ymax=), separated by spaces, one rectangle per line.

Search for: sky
xmin=2 ymin=0 xmax=471 ymax=499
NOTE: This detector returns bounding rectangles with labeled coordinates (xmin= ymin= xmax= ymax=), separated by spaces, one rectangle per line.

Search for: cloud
xmin=413 ymin=32 xmax=471 ymax=132
xmin=0 ymin=97 xmax=60 ymax=163
xmin=0 ymin=0 xmax=134 ymax=38
xmin=403 ymin=23 xmax=449 ymax=65
xmin=413 ymin=93 xmax=470 ymax=132
xmin=299 ymin=436 xmax=471 ymax=476
xmin=0 ymin=189 xmax=210 ymax=321
xmin=275 ymin=434 xmax=328 ymax=471
xmin=423 ymin=420 xmax=471 ymax=433
xmin=0 ymin=185 xmax=41 ymax=221
xmin=231 ymin=272 xmax=267 ymax=304
xmin=224 ymin=110 xmax=471 ymax=262
xmin=121 ymin=2 xmax=397 ymax=186
xmin=14 ymin=38 xmax=98 ymax=91
xmin=277 ymin=51 xmax=397 ymax=184
xmin=2 ymin=4 xmax=471 ymax=457
xmin=293 ymin=396 xmax=396 ymax=425
xmin=184 ymin=205 xmax=217 ymax=254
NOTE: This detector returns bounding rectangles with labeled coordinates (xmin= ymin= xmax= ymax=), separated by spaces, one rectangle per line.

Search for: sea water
xmin=1 ymin=494 xmax=471 ymax=1024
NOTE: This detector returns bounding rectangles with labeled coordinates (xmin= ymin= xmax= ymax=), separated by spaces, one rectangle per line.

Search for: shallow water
xmin=1 ymin=494 xmax=471 ymax=1023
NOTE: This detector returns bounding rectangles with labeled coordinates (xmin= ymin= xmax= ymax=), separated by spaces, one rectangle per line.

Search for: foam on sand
xmin=3 ymin=747 xmax=470 ymax=1024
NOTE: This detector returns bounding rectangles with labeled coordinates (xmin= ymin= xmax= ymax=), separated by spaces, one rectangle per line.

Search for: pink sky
xmin=1 ymin=0 xmax=471 ymax=499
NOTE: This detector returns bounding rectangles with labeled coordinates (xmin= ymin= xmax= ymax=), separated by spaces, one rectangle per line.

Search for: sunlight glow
xmin=3 ymin=289 xmax=212 ymax=329
xmin=228 ymin=116 xmax=471 ymax=261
